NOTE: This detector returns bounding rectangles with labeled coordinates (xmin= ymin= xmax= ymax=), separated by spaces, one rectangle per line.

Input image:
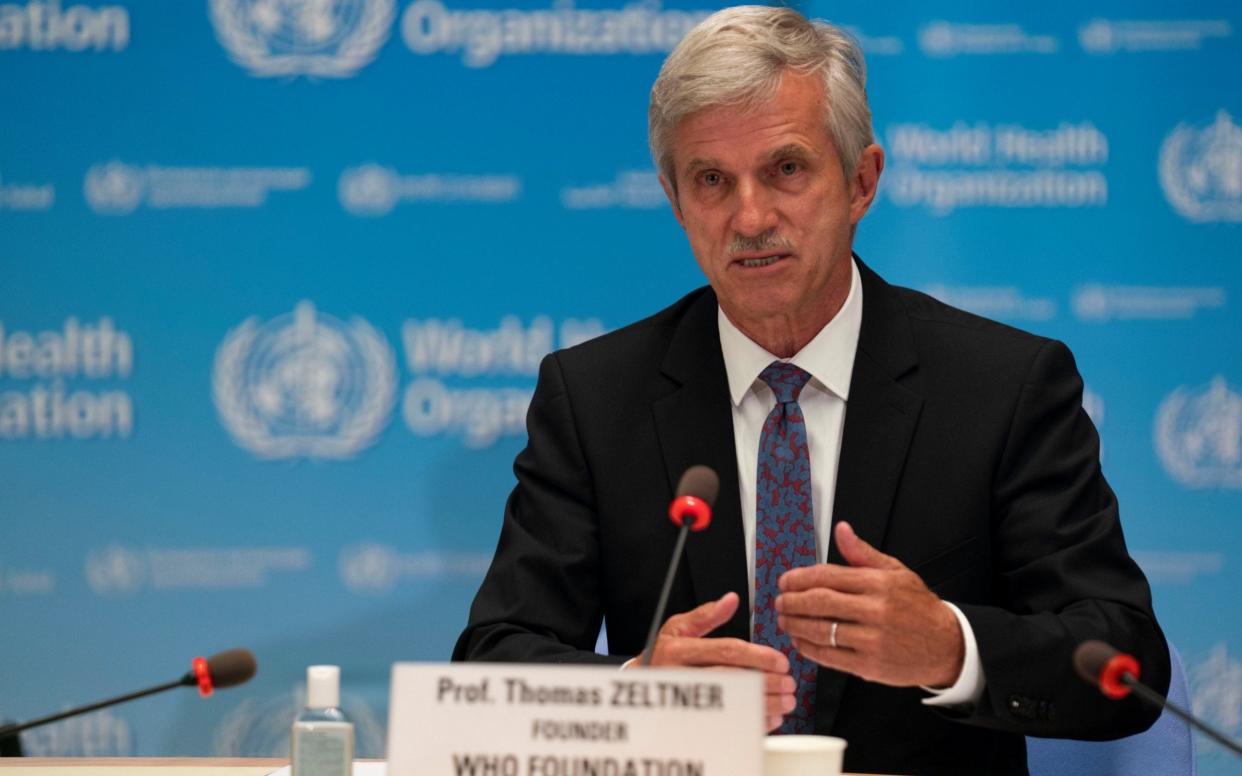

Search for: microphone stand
xmin=0 ymin=676 xmax=192 ymax=744
xmin=1 ymin=648 xmax=254 ymax=758
xmin=640 ymin=517 xmax=693 ymax=667
xmin=1120 ymin=674 xmax=1242 ymax=757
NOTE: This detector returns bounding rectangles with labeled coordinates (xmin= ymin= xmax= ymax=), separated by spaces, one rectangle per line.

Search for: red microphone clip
xmin=668 ymin=496 xmax=712 ymax=532
xmin=1098 ymin=652 xmax=1140 ymax=700
xmin=192 ymin=656 xmax=214 ymax=697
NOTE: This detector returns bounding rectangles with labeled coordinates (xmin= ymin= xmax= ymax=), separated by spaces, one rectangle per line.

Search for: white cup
xmin=763 ymin=735 xmax=848 ymax=776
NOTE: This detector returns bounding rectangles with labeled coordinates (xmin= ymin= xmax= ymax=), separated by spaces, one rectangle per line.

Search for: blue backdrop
xmin=2 ymin=1 xmax=1240 ymax=772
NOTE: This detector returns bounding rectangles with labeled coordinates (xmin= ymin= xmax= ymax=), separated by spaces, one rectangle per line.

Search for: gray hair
xmin=648 ymin=5 xmax=873 ymax=192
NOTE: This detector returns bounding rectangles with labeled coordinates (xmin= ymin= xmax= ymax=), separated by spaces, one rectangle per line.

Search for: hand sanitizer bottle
xmin=291 ymin=665 xmax=354 ymax=776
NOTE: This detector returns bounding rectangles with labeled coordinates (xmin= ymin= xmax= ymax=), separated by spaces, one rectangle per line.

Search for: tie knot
xmin=759 ymin=361 xmax=812 ymax=404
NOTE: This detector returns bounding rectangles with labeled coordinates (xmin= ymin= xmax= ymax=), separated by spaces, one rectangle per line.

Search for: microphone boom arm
xmin=0 ymin=678 xmax=185 ymax=739
xmin=639 ymin=520 xmax=692 ymax=667
xmin=1120 ymin=674 xmax=1242 ymax=757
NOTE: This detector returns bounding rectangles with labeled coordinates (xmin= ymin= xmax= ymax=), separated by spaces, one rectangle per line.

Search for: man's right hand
xmin=630 ymin=591 xmax=796 ymax=732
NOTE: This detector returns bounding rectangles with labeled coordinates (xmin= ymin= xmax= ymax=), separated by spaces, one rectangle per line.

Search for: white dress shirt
xmin=717 ymin=258 xmax=984 ymax=707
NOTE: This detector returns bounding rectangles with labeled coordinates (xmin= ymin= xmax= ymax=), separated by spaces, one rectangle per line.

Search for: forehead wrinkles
xmin=678 ymin=112 xmax=809 ymax=152
xmin=673 ymin=111 xmax=827 ymax=177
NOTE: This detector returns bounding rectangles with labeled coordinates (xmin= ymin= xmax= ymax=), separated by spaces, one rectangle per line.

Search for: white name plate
xmin=388 ymin=663 xmax=763 ymax=776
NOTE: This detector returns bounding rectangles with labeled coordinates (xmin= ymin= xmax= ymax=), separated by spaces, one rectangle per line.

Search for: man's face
xmin=661 ymin=70 xmax=882 ymax=347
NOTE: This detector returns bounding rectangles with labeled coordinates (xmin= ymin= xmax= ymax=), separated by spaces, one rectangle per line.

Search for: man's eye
xmin=702 ymin=172 xmax=723 ymax=186
xmin=779 ymin=161 xmax=800 ymax=176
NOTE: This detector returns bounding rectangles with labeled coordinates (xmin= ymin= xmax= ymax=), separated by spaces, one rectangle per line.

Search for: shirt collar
xmin=718 ymin=257 xmax=863 ymax=406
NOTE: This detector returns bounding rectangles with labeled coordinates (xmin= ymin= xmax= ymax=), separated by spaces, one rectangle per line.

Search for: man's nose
xmin=730 ymin=178 xmax=778 ymax=237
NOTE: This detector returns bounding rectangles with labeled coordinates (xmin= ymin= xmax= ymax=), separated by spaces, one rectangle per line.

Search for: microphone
xmin=1074 ymin=640 xmax=1242 ymax=757
xmin=186 ymin=647 xmax=258 ymax=691
xmin=0 ymin=648 xmax=258 ymax=747
xmin=640 ymin=465 xmax=719 ymax=667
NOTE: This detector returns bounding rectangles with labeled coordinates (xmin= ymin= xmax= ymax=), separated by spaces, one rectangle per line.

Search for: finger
xmin=780 ymin=616 xmax=867 ymax=651
xmin=655 ymin=636 xmax=789 ymax=674
xmin=765 ymin=672 xmax=796 ymax=695
xmin=775 ymin=587 xmax=875 ymax=621
xmin=791 ymin=636 xmax=870 ymax=678
xmin=835 ymin=521 xmax=903 ymax=571
xmin=779 ymin=615 xmax=825 ymax=646
xmin=659 ymin=592 xmax=740 ymax=639
xmin=767 ymin=691 xmax=796 ymax=717
xmin=778 ymin=563 xmax=883 ymax=594
xmin=767 ymin=715 xmax=782 ymax=732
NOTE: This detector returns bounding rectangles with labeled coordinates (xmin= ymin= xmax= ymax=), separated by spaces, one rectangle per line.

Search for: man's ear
xmin=848 ymin=144 xmax=884 ymax=225
xmin=659 ymin=174 xmax=685 ymax=228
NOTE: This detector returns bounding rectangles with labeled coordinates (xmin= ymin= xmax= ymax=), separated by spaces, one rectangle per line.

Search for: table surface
xmin=0 ymin=758 xmax=881 ymax=776
xmin=0 ymin=759 xmax=286 ymax=776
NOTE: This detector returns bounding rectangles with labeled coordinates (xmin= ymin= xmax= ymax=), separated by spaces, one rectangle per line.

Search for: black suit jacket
xmin=454 ymin=262 xmax=1169 ymax=775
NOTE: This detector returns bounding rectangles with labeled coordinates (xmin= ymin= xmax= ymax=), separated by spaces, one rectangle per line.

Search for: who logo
xmin=1159 ymin=111 xmax=1242 ymax=223
xmin=1155 ymin=377 xmax=1242 ymax=489
xmin=83 ymin=161 xmax=144 ymax=214
xmin=338 ymin=542 xmax=400 ymax=594
xmin=338 ymin=163 xmax=399 ymax=216
xmin=209 ymin=0 xmax=395 ymax=78
xmin=214 ymin=684 xmax=385 ymax=756
xmin=213 ymin=301 xmax=397 ymax=459
xmin=85 ymin=545 xmax=146 ymax=597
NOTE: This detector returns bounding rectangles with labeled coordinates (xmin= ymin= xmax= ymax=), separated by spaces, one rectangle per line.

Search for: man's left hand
xmin=775 ymin=521 xmax=965 ymax=688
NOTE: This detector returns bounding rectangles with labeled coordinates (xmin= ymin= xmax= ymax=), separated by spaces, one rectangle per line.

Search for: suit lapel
xmin=651 ymin=290 xmax=751 ymax=641
xmin=816 ymin=259 xmax=925 ymax=733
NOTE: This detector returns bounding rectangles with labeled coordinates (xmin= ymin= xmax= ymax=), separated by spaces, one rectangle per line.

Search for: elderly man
xmin=454 ymin=6 xmax=1168 ymax=774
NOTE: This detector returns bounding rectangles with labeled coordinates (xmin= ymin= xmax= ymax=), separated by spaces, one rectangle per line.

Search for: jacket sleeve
xmin=452 ymin=352 xmax=625 ymax=665
xmin=953 ymin=338 xmax=1170 ymax=738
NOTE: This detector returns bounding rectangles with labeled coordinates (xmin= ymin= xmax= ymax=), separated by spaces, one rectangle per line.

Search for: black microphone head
xmin=676 ymin=465 xmax=719 ymax=507
xmin=1073 ymin=640 xmax=1118 ymax=686
xmin=206 ymin=648 xmax=257 ymax=688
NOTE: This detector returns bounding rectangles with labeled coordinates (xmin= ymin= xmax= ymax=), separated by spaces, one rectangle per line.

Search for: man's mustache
xmin=729 ymin=230 xmax=796 ymax=257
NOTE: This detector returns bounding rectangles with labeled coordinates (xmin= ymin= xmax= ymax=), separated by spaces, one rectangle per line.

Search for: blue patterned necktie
xmin=753 ymin=361 xmax=817 ymax=734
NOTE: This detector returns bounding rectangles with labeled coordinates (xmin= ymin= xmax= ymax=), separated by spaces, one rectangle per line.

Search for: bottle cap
xmin=306 ymin=665 xmax=340 ymax=709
